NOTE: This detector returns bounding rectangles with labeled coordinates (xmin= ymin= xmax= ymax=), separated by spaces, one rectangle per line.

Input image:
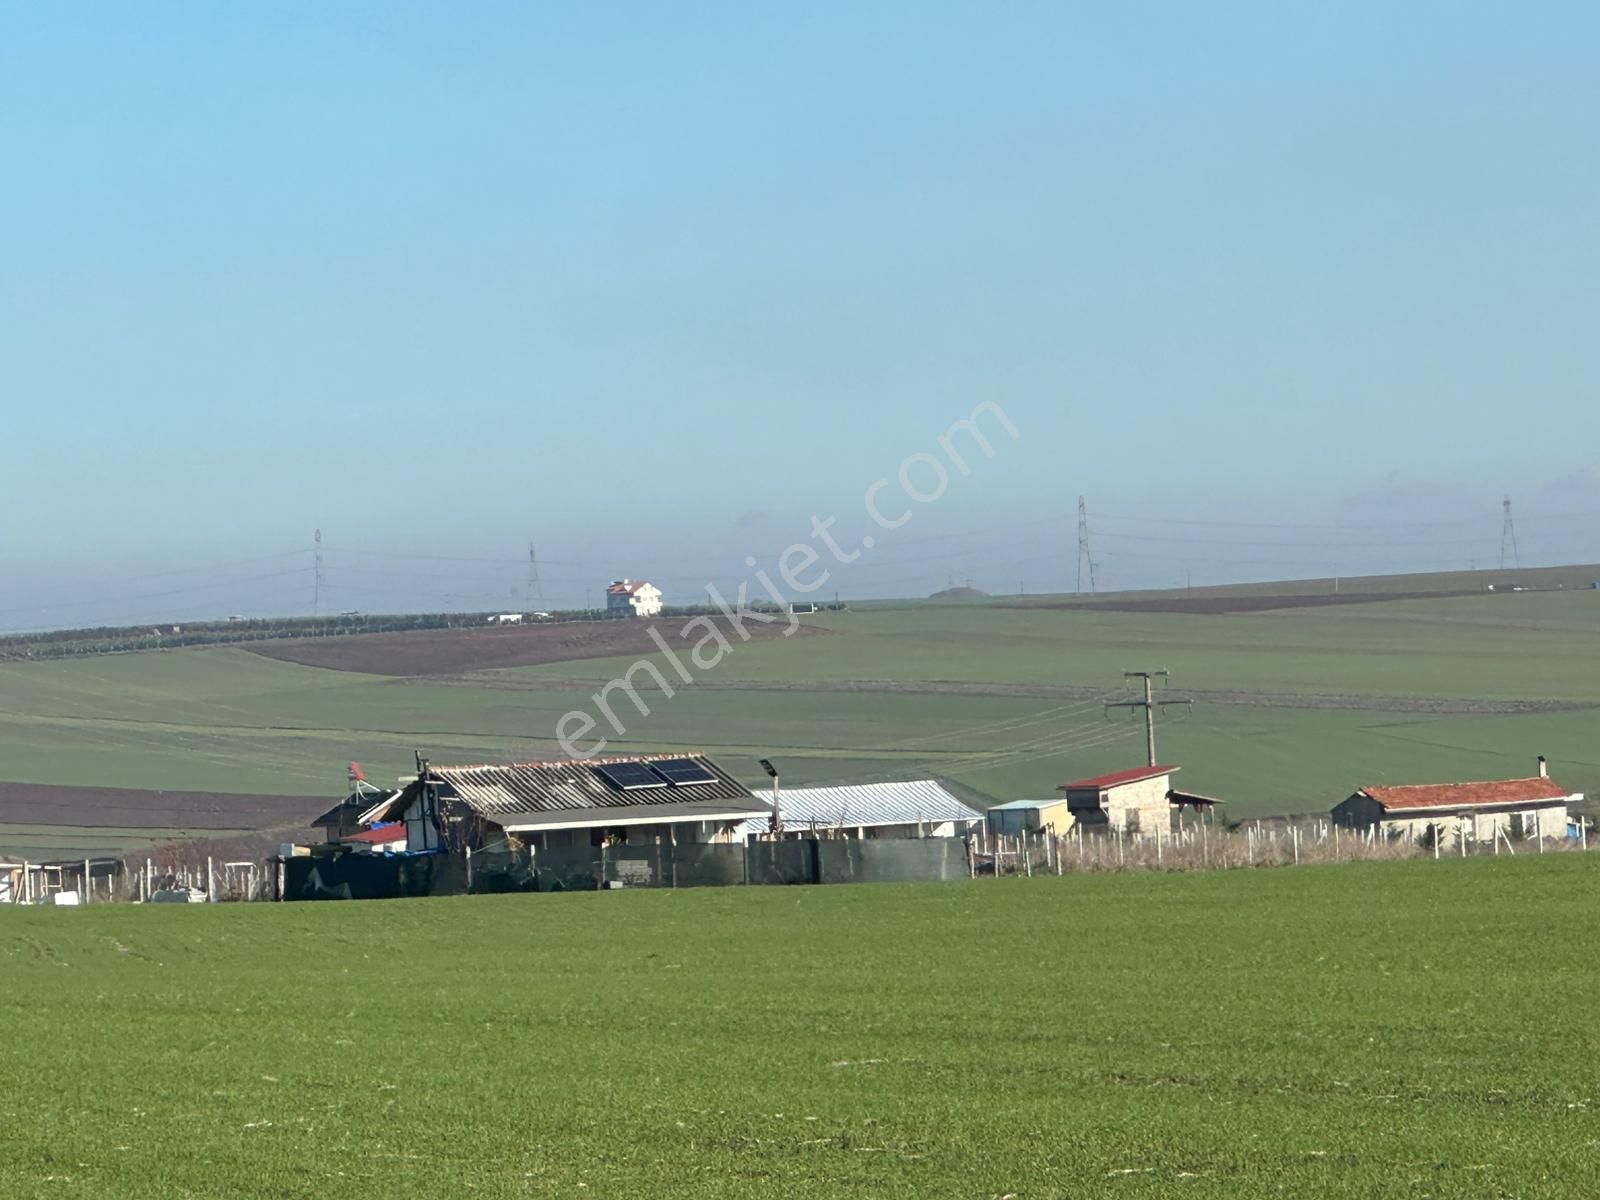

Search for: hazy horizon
xmin=6 ymin=483 xmax=1599 ymax=633
xmin=5 ymin=5 xmax=1598 ymax=629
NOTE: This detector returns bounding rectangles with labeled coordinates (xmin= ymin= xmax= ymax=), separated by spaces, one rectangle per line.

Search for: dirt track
xmin=0 ymin=782 xmax=332 ymax=830
xmin=246 ymin=616 xmax=828 ymax=676
xmin=415 ymin=672 xmax=1591 ymax=716
xmin=1009 ymin=591 xmax=1477 ymax=615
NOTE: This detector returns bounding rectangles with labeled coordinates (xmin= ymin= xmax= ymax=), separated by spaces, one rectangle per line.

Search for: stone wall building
xmin=1060 ymin=765 xmax=1179 ymax=837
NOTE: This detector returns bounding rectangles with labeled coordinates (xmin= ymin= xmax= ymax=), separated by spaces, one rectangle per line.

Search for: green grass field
xmin=3 ymin=586 xmax=1600 ymax=856
xmin=4 ymin=855 xmax=1599 ymax=1198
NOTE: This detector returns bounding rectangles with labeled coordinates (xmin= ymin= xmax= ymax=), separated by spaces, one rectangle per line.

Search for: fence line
xmin=977 ymin=818 xmax=1587 ymax=878
xmin=6 ymin=817 xmax=1589 ymax=904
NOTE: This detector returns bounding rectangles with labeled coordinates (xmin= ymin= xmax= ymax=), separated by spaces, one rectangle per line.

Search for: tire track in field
xmin=405 ymin=673 xmax=1598 ymax=716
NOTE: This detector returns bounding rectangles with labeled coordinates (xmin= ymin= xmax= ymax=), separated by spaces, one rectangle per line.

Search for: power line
xmin=1091 ymin=529 xmax=1499 ymax=550
xmin=1105 ymin=670 xmax=1192 ymax=767
xmin=313 ymin=529 xmax=324 ymax=616
xmin=935 ymin=717 xmax=1138 ymax=773
xmin=1090 ymin=508 xmax=1600 ymax=531
xmin=0 ymin=566 xmax=317 ymax=625
xmin=896 ymin=698 xmax=1107 ymax=750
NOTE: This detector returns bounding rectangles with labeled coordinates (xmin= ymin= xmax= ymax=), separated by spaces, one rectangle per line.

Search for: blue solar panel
xmin=593 ymin=761 xmax=666 ymax=791
xmin=651 ymin=758 xmax=717 ymax=786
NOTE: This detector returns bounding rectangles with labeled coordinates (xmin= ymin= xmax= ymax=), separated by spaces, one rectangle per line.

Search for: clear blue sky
xmin=3 ymin=3 xmax=1598 ymax=624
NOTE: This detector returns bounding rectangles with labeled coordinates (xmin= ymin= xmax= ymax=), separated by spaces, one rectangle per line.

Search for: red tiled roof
xmin=606 ymin=580 xmax=652 ymax=595
xmin=342 ymin=823 xmax=406 ymax=844
xmin=1361 ymin=776 xmax=1570 ymax=812
xmin=1060 ymin=764 xmax=1179 ymax=792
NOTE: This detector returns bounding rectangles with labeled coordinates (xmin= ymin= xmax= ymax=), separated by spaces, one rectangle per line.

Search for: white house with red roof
xmin=1060 ymin=764 xmax=1180 ymax=837
xmin=606 ymin=578 xmax=663 ymax=618
xmin=1331 ymin=757 xmax=1579 ymax=846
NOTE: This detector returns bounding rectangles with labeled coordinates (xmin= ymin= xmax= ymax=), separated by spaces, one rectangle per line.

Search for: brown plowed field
xmin=0 ymin=782 xmax=331 ymax=830
xmin=245 ymin=616 xmax=827 ymax=676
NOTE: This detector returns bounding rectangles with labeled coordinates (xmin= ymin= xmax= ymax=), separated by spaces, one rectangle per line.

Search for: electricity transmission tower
xmin=1500 ymin=496 xmax=1520 ymax=570
xmin=1105 ymin=670 xmax=1192 ymax=767
xmin=1076 ymin=496 xmax=1098 ymax=594
xmin=313 ymin=528 xmax=324 ymax=615
xmin=527 ymin=543 xmax=543 ymax=609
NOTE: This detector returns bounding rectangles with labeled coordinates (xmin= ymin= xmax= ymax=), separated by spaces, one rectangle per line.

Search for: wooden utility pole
xmin=1106 ymin=670 xmax=1192 ymax=766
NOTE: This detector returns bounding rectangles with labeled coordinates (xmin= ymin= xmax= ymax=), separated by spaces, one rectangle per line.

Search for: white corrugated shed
xmin=736 ymin=779 xmax=983 ymax=838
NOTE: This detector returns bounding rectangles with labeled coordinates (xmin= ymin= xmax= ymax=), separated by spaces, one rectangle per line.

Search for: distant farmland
xmin=6 ymin=856 xmax=1600 ymax=1197
xmin=0 ymin=783 xmax=326 ymax=859
xmin=997 ymin=560 xmax=1600 ymax=607
xmin=3 ymin=575 xmax=1600 ymax=859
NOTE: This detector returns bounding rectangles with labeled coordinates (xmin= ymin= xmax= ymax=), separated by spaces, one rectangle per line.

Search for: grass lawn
xmin=4 ymin=854 xmax=1599 ymax=1198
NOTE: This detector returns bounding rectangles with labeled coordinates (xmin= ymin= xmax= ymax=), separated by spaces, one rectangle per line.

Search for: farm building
xmin=1060 ymin=764 xmax=1180 ymax=837
xmin=362 ymin=752 xmax=770 ymax=852
xmin=986 ymin=797 xmax=1075 ymax=837
xmin=1168 ymin=788 xmax=1225 ymax=822
xmin=606 ymin=579 xmax=663 ymax=617
xmin=337 ymin=823 xmax=407 ymax=854
xmin=1331 ymin=758 xmax=1579 ymax=847
xmin=734 ymin=780 xmax=983 ymax=840
xmin=311 ymin=780 xmax=400 ymax=841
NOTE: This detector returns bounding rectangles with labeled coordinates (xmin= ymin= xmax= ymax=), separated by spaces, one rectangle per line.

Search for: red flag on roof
xmin=348 ymin=762 xmax=365 ymax=782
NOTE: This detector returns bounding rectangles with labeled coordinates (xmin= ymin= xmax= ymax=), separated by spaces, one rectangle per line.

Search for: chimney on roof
xmin=1538 ymin=755 xmax=1548 ymax=779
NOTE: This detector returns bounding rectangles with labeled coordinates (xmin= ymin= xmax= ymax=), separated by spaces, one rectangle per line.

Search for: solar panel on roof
xmin=650 ymin=758 xmax=718 ymax=786
xmin=592 ymin=761 xmax=667 ymax=791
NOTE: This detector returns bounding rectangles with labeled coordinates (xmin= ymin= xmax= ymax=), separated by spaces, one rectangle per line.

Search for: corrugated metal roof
xmin=1361 ymin=776 xmax=1572 ymax=812
xmin=748 ymin=780 xmax=982 ymax=832
xmin=987 ymin=798 xmax=1071 ymax=811
xmin=372 ymin=753 xmax=766 ymax=826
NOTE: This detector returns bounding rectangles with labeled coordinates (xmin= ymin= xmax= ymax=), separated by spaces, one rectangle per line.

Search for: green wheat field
xmin=4 ymin=855 xmax=1599 ymax=1198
